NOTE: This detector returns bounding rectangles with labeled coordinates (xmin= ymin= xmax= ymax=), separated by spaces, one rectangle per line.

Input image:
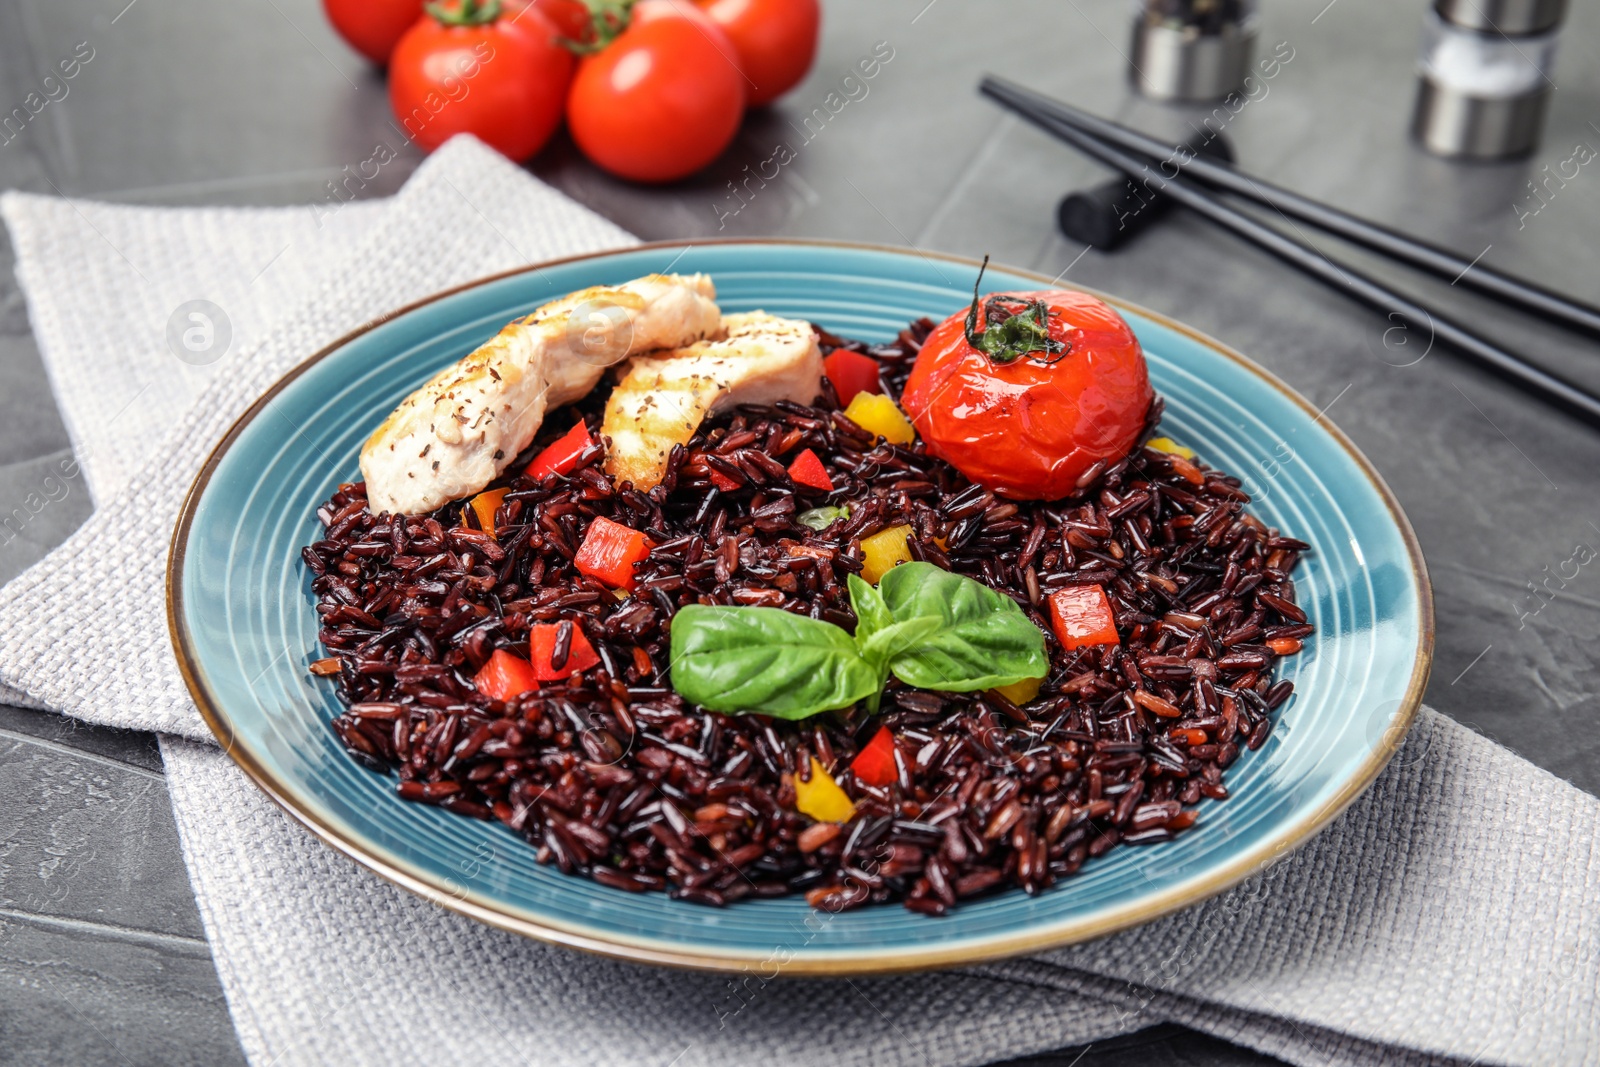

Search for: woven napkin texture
xmin=1 ymin=137 xmax=1595 ymax=1067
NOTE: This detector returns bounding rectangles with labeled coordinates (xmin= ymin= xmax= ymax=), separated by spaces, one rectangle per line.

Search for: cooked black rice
xmin=302 ymin=318 xmax=1311 ymax=914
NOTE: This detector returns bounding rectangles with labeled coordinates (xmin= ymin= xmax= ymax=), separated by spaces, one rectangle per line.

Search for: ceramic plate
xmin=169 ymin=241 xmax=1432 ymax=974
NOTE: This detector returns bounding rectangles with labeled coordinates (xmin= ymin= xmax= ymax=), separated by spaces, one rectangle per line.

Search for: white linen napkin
xmin=1 ymin=137 xmax=1595 ymax=1067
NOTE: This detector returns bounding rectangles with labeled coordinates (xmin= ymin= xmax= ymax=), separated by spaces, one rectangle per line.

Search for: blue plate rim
xmin=166 ymin=238 xmax=1435 ymax=975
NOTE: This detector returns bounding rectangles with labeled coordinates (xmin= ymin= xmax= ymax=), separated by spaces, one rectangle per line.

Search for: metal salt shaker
xmin=1411 ymin=0 xmax=1567 ymax=160
xmin=1130 ymin=0 xmax=1259 ymax=103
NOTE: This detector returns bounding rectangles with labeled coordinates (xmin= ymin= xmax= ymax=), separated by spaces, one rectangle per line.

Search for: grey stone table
xmin=2 ymin=0 xmax=1598 ymax=1063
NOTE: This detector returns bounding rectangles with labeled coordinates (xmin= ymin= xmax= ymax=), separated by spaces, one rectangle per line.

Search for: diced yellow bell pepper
xmin=1145 ymin=436 xmax=1196 ymax=460
xmin=995 ymin=676 xmax=1043 ymax=706
xmin=794 ymin=758 xmax=857 ymax=823
xmin=860 ymin=524 xmax=913 ymax=584
xmin=469 ymin=487 xmax=510 ymax=537
xmin=843 ymin=392 xmax=916 ymax=446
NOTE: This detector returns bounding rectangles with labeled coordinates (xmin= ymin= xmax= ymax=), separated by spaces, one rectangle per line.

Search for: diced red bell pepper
xmin=527 ymin=622 xmax=601 ymax=681
xmin=468 ymin=487 xmax=509 ymax=537
xmin=786 ymin=448 xmax=834 ymax=492
xmin=850 ymin=726 xmax=898 ymax=787
xmin=1047 ymin=584 xmax=1120 ymax=651
xmin=525 ymin=421 xmax=593 ymax=481
xmin=574 ymin=516 xmax=653 ymax=590
xmin=823 ymin=349 xmax=883 ymax=407
xmin=709 ymin=468 xmax=742 ymax=493
xmin=473 ymin=649 xmax=540 ymax=702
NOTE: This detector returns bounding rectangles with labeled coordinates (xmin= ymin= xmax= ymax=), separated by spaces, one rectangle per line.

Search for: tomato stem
xmin=962 ymin=255 xmax=1070 ymax=366
xmin=561 ymin=0 xmax=637 ymax=53
xmin=426 ymin=0 xmax=504 ymax=27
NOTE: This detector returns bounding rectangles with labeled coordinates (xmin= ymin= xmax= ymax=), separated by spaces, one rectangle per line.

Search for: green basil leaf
xmin=876 ymin=562 xmax=1048 ymax=692
xmin=847 ymin=572 xmax=893 ymax=643
xmin=857 ymin=615 xmax=945 ymax=665
xmin=668 ymin=605 xmax=880 ymax=720
xmin=797 ymin=504 xmax=850 ymax=531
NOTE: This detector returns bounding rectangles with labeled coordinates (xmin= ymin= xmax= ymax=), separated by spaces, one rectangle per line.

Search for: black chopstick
xmin=983 ymin=75 xmax=1600 ymax=341
xmin=979 ymin=77 xmax=1600 ymax=430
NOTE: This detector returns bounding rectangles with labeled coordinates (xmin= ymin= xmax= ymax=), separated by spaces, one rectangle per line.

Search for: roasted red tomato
xmin=900 ymin=264 xmax=1152 ymax=501
xmin=389 ymin=0 xmax=574 ymax=160
xmin=697 ymin=0 xmax=820 ymax=106
xmin=323 ymin=0 xmax=425 ymax=65
xmin=566 ymin=0 xmax=745 ymax=182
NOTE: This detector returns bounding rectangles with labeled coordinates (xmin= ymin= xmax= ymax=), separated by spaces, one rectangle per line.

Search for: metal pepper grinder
xmin=1411 ymin=0 xmax=1567 ymax=160
xmin=1130 ymin=0 xmax=1259 ymax=103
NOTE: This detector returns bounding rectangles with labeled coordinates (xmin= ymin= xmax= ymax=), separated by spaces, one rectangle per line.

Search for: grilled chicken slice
xmin=360 ymin=274 xmax=720 ymax=515
xmin=603 ymin=311 xmax=822 ymax=490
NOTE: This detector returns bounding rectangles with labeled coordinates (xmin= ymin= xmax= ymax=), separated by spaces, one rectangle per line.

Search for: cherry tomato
xmin=389 ymin=0 xmax=574 ymax=160
xmin=533 ymin=0 xmax=593 ymax=41
xmin=900 ymin=286 xmax=1153 ymax=501
xmin=567 ymin=0 xmax=745 ymax=183
xmin=323 ymin=0 xmax=425 ymax=65
xmin=697 ymin=0 xmax=820 ymax=107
